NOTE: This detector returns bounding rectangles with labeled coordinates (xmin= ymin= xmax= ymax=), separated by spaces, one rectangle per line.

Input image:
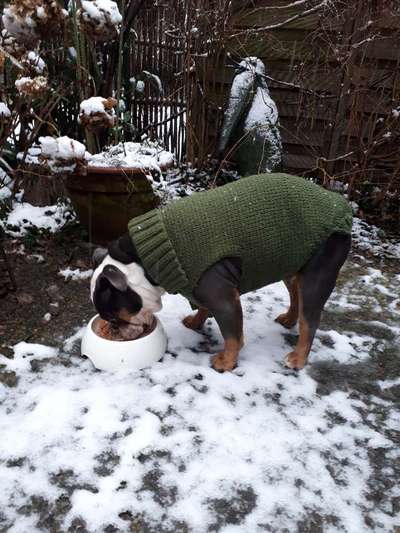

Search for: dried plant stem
xmin=115 ymin=0 xmax=127 ymax=145
xmin=0 ymin=46 xmax=24 ymax=70
xmin=70 ymin=0 xmax=97 ymax=153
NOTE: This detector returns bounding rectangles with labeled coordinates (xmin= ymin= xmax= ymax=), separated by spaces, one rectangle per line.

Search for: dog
xmin=91 ymin=173 xmax=352 ymax=372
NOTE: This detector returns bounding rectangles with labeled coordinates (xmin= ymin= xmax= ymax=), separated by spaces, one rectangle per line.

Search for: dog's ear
xmin=92 ymin=247 xmax=108 ymax=268
xmin=108 ymin=234 xmax=139 ymax=264
xmin=101 ymin=264 xmax=128 ymax=292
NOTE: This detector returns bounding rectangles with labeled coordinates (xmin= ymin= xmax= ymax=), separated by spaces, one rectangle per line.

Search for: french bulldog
xmin=90 ymin=179 xmax=351 ymax=373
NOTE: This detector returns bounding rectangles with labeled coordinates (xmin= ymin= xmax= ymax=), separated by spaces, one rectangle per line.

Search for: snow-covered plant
xmin=78 ymin=0 xmax=122 ymax=42
xmin=2 ymin=4 xmax=38 ymax=47
xmin=15 ymin=76 xmax=48 ymax=98
xmin=21 ymin=136 xmax=89 ymax=176
xmin=135 ymin=80 xmax=145 ymax=94
xmin=0 ymin=103 xmax=12 ymax=123
xmin=21 ymin=50 xmax=46 ymax=75
xmin=39 ymin=136 xmax=89 ymax=174
xmin=141 ymin=71 xmax=163 ymax=95
xmin=0 ymin=29 xmax=26 ymax=59
xmin=79 ymin=96 xmax=117 ymax=132
xmin=130 ymin=72 xmax=164 ymax=98
xmin=219 ymin=56 xmax=282 ymax=175
xmin=22 ymin=144 xmax=41 ymax=165
xmin=0 ymin=0 xmax=179 ymax=208
xmin=2 ymin=0 xmax=68 ymax=45
xmin=0 ymin=168 xmax=13 ymax=202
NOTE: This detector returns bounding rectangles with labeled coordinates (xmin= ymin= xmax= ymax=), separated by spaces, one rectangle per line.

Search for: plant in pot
xmin=66 ymin=95 xmax=174 ymax=243
xmin=0 ymin=0 xmax=175 ymax=244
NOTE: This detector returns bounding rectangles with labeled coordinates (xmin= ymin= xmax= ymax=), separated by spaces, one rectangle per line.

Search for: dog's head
xmin=90 ymin=235 xmax=163 ymax=327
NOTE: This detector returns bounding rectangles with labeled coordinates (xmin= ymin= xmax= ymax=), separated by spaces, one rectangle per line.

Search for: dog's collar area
xmin=128 ymin=209 xmax=191 ymax=297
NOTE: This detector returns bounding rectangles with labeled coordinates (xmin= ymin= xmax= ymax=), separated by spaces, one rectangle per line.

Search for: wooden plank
xmin=345 ymin=64 xmax=400 ymax=90
xmin=335 ymin=94 xmax=392 ymax=116
xmin=282 ymin=152 xmax=318 ymax=170
xmin=268 ymin=69 xmax=343 ymax=92
xmin=233 ymin=0 xmax=298 ymax=8
xmin=280 ymin=127 xmax=327 ymax=147
xmin=232 ymin=2 xmax=399 ymax=31
xmin=376 ymin=16 xmax=400 ymax=31
xmin=227 ymin=38 xmax=331 ymax=63
xmin=273 ymin=100 xmax=336 ymax=121
xmin=364 ymin=37 xmax=400 ymax=62
xmin=336 ymin=134 xmax=399 ymax=154
xmin=197 ymin=63 xmax=345 ymax=94
xmin=204 ymin=58 xmax=399 ymax=93
xmin=231 ymin=4 xmax=335 ymax=31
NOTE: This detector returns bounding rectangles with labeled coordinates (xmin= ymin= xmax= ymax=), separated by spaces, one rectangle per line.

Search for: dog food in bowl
xmin=93 ymin=317 xmax=157 ymax=342
xmin=81 ymin=314 xmax=168 ymax=371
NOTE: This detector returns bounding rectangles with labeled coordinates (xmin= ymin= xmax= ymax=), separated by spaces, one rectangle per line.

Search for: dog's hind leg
xmin=284 ymin=232 xmax=351 ymax=370
xmin=275 ymin=276 xmax=299 ymax=329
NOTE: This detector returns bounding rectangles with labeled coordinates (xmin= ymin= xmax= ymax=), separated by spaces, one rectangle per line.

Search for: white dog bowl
xmin=81 ymin=315 xmax=167 ymax=371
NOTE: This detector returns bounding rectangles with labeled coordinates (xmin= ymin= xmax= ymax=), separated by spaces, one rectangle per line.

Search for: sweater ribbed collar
xmin=128 ymin=209 xmax=190 ymax=295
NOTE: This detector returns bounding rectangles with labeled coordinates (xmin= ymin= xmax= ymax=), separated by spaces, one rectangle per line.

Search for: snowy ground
xmin=0 ymin=218 xmax=399 ymax=532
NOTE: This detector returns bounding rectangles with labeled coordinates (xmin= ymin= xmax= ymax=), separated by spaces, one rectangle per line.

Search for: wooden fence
xmin=129 ymin=0 xmax=400 ymax=212
xmin=129 ymin=1 xmax=187 ymax=161
xmin=190 ymin=0 xmax=400 ymax=213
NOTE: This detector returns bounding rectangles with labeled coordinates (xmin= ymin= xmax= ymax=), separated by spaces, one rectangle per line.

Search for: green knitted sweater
xmin=128 ymin=173 xmax=352 ymax=302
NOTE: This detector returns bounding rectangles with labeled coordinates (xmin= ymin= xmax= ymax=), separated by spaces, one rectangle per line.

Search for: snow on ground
xmin=1 ymin=201 xmax=74 ymax=237
xmin=59 ymin=267 xmax=94 ymax=281
xmin=0 ymin=218 xmax=399 ymax=532
xmin=352 ymin=217 xmax=400 ymax=260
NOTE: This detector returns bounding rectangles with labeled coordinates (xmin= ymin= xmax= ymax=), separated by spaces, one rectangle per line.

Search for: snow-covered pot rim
xmin=85 ymin=161 xmax=173 ymax=175
xmin=66 ymin=165 xmax=171 ymax=193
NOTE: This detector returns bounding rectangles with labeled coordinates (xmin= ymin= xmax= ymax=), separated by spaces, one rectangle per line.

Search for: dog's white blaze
xmin=90 ymin=255 xmax=165 ymax=313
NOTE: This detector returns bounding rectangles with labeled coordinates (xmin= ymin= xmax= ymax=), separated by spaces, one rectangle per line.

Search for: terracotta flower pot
xmin=65 ymin=166 xmax=163 ymax=244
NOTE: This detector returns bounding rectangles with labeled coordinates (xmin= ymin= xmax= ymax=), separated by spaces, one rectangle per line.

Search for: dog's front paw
xmin=211 ymin=351 xmax=238 ymax=373
xmin=182 ymin=314 xmax=203 ymax=331
xmin=284 ymin=351 xmax=307 ymax=370
xmin=275 ymin=312 xmax=297 ymax=329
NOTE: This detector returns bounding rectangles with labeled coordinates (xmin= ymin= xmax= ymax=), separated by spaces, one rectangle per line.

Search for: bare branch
xmin=247 ymin=0 xmax=315 ymax=14
xmin=233 ymin=0 xmax=329 ymax=35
